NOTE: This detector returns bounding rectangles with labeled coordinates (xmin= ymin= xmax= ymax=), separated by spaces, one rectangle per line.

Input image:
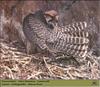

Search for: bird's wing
xmin=26 ymin=14 xmax=47 ymax=39
xmin=23 ymin=13 xmax=50 ymax=50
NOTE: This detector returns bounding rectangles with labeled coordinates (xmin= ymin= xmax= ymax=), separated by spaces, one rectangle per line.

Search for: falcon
xmin=23 ymin=10 xmax=89 ymax=58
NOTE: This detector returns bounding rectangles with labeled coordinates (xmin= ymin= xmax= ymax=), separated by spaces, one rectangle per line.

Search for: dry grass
xmin=0 ymin=38 xmax=100 ymax=80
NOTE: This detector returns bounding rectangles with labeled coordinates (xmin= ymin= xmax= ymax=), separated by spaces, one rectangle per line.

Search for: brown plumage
xmin=23 ymin=10 xmax=89 ymax=58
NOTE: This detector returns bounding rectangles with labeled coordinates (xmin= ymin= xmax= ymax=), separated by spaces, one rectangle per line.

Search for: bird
xmin=23 ymin=10 xmax=89 ymax=59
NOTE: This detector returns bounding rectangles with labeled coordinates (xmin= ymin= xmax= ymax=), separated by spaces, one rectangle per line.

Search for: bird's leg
xmin=26 ymin=40 xmax=32 ymax=54
xmin=26 ymin=40 xmax=36 ymax=54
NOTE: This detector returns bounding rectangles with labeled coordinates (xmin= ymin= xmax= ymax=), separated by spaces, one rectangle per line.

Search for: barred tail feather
xmin=66 ymin=36 xmax=89 ymax=44
xmin=65 ymin=44 xmax=88 ymax=57
xmin=63 ymin=22 xmax=88 ymax=38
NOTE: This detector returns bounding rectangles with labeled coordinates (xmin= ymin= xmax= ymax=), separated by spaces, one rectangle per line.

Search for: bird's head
xmin=34 ymin=10 xmax=59 ymax=29
xmin=44 ymin=10 xmax=59 ymax=28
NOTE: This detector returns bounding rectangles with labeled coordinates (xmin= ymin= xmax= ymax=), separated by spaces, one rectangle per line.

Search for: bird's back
xmin=46 ymin=22 xmax=89 ymax=58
